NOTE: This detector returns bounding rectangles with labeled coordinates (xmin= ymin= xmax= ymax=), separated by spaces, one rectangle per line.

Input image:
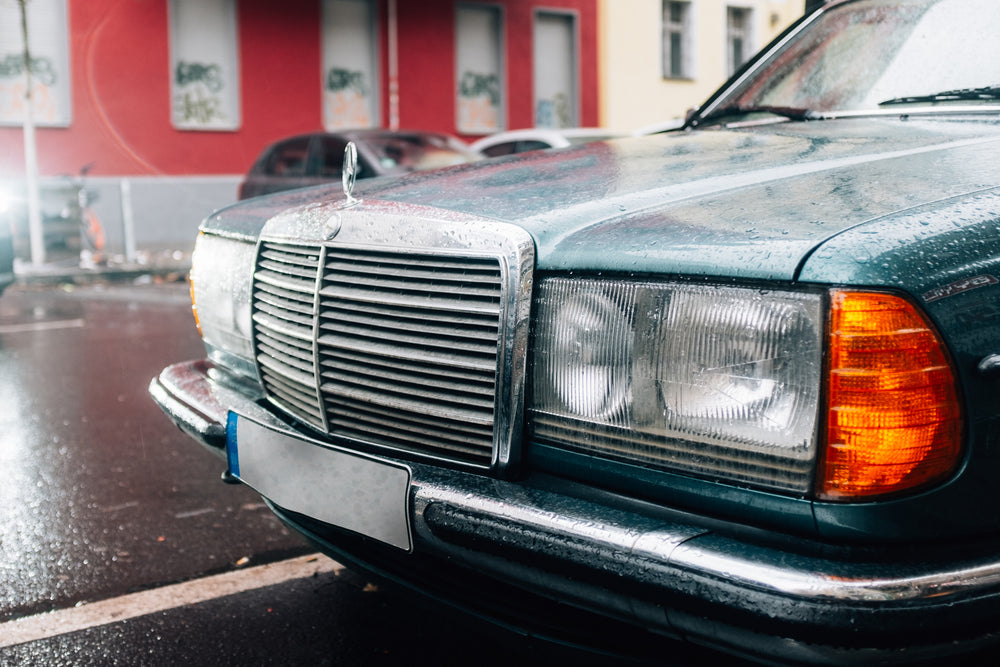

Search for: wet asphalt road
xmin=0 ymin=281 xmax=308 ymax=621
xmin=0 ymin=281 xmax=726 ymax=667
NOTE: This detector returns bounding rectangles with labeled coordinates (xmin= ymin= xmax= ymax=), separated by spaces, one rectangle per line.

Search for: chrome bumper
xmin=150 ymin=359 xmax=1000 ymax=664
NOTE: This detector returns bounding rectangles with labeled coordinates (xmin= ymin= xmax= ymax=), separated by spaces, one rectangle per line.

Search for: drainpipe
xmin=388 ymin=0 xmax=399 ymax=130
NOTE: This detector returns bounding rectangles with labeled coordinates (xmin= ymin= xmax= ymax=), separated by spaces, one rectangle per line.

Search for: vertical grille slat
xmin=252 ymin=240 xmax=509 ymax=468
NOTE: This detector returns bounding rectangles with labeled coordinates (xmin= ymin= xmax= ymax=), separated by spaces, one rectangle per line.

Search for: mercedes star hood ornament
xmin=342 ymin=141 xmax=360 ymax=206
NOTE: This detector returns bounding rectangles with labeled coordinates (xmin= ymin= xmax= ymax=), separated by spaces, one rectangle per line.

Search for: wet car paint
xmin=187 ymin=114 xmax=1000 ymax=543
xmin=204 ymin=118 xmax=1000 ymax=283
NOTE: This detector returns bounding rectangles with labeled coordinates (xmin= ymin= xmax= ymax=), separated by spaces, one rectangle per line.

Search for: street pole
xmin=387 ymin=0 xmax=399 ymax=130
xmin=18 ymin=0 xmax=45 ymax=267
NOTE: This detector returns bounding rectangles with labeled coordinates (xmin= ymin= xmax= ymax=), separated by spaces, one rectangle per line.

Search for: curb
xmin=12 ymin=251 xmax=191 ymax=286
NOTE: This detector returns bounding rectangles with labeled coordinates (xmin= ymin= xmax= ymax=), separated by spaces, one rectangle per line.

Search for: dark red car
xmin=238 ymin=129 xmax=479 ymax=200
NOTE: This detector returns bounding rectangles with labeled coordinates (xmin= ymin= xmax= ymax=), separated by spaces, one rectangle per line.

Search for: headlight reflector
xmin=536 ymin=284 xmax=634 ymax=423
xmin=531 ymin=278 xmax=824 ymax=494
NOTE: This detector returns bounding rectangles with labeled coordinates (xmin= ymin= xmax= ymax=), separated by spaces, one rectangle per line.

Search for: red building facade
xmin=0 ymin=0 xmax=599 ymax=180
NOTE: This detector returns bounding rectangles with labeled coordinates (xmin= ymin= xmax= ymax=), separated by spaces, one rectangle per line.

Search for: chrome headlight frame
xmin=190 ymin=232 xmax=258 ymax=380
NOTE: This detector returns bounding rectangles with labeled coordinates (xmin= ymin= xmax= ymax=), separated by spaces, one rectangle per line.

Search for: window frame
xmin=455 ymin=2 xmax=506 ymax=135
xmin=321 ymin=0 xmax=380 ymax=130
xmin=532 ymin=9 xmax=579 ymax=129
xmin=0 ymin=0 xmax=72 ymax=128
xmin=726 ymin=5 xmax=756 ymax=78
xmin=168 ymin=0 xmax=241 ymax=131
xmin=661 ymin=0 xmax=694 ymax=81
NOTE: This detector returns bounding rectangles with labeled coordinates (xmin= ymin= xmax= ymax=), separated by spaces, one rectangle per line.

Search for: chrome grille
xmin=318 ymin=248 xmax=502 ymax=464
xmin=252 ymin=240 xmax=507 ymax=468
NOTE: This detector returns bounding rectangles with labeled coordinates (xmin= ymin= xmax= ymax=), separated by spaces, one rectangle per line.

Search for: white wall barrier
xmin=5 ymin=175 xmax=242 ymax=259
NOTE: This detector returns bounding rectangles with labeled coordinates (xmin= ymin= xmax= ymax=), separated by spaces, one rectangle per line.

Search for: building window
xmin=169 ymin=0 xmax=240 ymax=130
xmin=323 ymin=0 xmax=378 ymax=130
xmin=0 ymin=0 xmax=71 ymax=127
xmin=456 ymin=4 xmax=503 ymax=134
xmin=662 ymin=1 xmax=692 ymax=80
xmin=533 ymin=11 xmax=577 ymax=128
xmin=727 ymin=6 xmax=754 ymax=77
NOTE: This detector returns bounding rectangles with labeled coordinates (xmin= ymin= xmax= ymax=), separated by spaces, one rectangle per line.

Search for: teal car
xmin=150 ymin=0 xmax=1000 ymax=662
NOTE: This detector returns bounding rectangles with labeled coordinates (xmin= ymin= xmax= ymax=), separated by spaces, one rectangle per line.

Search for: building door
xmin=456 ymin=4 xmax=504 ymax=134
xmin=322 ymin=0 xmax=379 ymax=130
xmin=533 ymin=11 xmax=577 ymax=128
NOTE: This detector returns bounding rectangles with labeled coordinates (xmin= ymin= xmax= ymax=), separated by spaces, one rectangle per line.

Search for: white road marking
xmin=173 ymin=507 xmax=215 ymax=519
xmin=101 ymin=501 xmax=140 ymax=513
xmin=0 ymin=319 xmax=86 ymax=334
xmin=0 ymin=553 xmax=342 ymax=648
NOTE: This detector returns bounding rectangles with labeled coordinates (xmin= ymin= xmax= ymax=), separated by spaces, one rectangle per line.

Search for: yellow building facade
xmin=599 ymin=0 xmax=806 ymax=132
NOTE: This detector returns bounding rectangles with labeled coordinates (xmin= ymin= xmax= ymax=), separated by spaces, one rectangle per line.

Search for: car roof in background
xmin=470 ymin=127 xmax=621 ymax=152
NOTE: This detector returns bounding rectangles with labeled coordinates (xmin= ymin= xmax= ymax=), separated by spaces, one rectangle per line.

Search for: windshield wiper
xmin=879 ymin=86 xmax=1000 ymax=106
xmin=692 ymin=105 xmax=822 ymax=126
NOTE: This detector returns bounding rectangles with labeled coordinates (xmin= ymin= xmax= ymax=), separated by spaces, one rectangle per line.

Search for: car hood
xmin=207 ymin=117 xmax=1000 ymax=282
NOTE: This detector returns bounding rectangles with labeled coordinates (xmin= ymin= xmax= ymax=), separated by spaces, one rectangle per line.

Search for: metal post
xmin=18 ymin=0 xmax=45 ymax=267
xmin=120 ymin=178 xmax=136 ymax=263
xmin=388 ymin=0 xmax=399 ymax=130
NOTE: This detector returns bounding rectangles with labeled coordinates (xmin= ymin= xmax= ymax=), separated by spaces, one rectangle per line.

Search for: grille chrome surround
xmin=250 ymin=208 xmax=533 ymax=472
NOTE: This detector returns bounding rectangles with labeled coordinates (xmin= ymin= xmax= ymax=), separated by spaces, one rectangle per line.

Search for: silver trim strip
xmin=151 ymin=359 xmax=1000 ymax=618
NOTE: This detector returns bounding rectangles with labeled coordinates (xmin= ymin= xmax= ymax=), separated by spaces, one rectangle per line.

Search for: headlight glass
xmin=531 ymin=277 xmax=823 ymax=494
xmin=539 ymin=283 xmax=635 ymax=423
xmin=190 ymin=233 xmax=256 ymax=377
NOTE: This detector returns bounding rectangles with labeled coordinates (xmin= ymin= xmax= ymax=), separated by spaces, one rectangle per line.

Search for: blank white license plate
xmin=228 ymin=412 xmax=412 ymax=551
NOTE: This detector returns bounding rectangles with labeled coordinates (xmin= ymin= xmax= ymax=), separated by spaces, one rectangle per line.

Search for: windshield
xmin=707 ymin=0 xmax=1000 ymax=116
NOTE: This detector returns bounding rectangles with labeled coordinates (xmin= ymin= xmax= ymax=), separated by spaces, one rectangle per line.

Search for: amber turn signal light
xmin=819 ymin=291 xmax=962 ymax=500
xmin=189 ymin=272 xmax=202 ymax=337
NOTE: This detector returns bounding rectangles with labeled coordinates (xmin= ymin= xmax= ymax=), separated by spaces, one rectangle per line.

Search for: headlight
xmin=190 ymin=232 xmax=256 ymax=379
xmin=531 ymin=278 xmax=964 ymax=500
xmin=531 ymin=278 xmax=824 ymax=494
xmin=543 ymin=285 xmax=634 ymax=422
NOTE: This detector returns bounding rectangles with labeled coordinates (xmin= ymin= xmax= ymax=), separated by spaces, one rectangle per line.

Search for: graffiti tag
xmin=459 ymin=71 xmax=499 ymax=105
xmin=535 ymin=93 xmax=572 ymax=128
xmin=175 ymin=61 xmax=223 ymax=93
xmin=173 ymin=88 xmax=227 ymax=125
xmin=326 ymin=68 xmax=367 ymax=96
xmin=0 ymin=53 xmax=57 ymax=86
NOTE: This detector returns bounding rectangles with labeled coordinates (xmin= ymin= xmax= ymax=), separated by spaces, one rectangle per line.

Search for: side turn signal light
xmin=819 ymin=291 xmax=962 ymax=500
xmin=189 ymin=272 xmax=202 ymax=337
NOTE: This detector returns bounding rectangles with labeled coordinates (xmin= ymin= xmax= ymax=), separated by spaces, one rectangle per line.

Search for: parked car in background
xmin=237 ymin=129 xmax=479 ymax=200
xmin=470 ymin=127 xmax=621 ymax=157
xmin=151 ymin=1 xmax=1000 ymax=663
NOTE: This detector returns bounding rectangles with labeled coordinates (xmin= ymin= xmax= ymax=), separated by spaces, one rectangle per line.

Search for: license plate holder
xmin=227 ymin=412 xmax=412 ymax=551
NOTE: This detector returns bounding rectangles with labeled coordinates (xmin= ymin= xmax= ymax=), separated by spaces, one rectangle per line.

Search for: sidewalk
xmin=13 ymin=247 xmax=192 ymax=286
